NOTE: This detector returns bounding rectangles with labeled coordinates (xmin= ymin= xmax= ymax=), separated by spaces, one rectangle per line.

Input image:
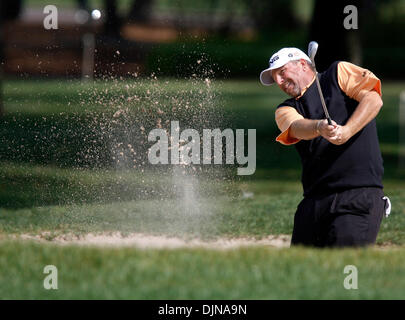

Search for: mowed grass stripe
xmin=1 ymin=160 xmax=404 ymax=244
xmin=0 ymin=241 xmax=404 ymax=299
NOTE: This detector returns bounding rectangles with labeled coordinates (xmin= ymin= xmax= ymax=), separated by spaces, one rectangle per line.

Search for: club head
xmin=308 ymin=41 xmax=319 ymax=61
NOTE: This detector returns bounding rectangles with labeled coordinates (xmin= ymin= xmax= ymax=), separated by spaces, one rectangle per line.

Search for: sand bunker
xmin=17 ymin=232 xmax=291 ymax=249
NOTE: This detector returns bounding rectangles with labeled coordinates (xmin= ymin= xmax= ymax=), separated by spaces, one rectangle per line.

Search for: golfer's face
xmin=272 ymin=62 xmax=302 ymax=97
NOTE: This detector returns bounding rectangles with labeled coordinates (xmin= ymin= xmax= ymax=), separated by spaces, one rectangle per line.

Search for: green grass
xmin=1 ymin=78 xmax=405 ymax=299
xmin=0 ymin=180 xmax=299 ymax=240
xmin=1 ymin=242 xmax=405 ymax=299
xmin=1 ymin=161 xmax=404 ymax=245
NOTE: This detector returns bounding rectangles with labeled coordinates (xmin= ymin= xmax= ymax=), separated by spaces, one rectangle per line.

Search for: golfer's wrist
xmin=315 ymin=120 xmax=322 ymax=135
xmin=344 ymin=124 xmax=355 ymax=138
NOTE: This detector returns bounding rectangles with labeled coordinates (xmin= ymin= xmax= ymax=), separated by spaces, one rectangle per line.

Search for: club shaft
xmin=309 ymin=41 xmax=333 ymax=125
xmin=314 ymin=72 xmax=332 ymax=125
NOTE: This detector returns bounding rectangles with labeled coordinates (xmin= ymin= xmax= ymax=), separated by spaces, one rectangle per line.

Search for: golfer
xmin=260 ymin=47 xmax=390 ymax=247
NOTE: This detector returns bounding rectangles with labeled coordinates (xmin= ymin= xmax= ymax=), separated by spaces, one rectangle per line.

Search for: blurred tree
xmin=0 ymin=0 xmax=23 ymax=116
xmin=103 ymin=0 xmax=155 ymax=36
xmin=244 ymin=0 xmax=298 ymax=32
xmin=308 ymin=0 xmax=366 ymax=70
xmin=77 ymin=0 xmax=90 ymax=11
xmin=0 ymin=29 xmax=3 ymax=116
xmin=128 ymin=0 xmax=155 ymax=23
xmin=209 ymin=0 xmax=236 ymax=37
xmin=104 ymin=0 xmax=122 ymax=36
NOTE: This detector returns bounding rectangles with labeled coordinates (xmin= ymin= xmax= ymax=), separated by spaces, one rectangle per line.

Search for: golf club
xmin=308 ymin=41 xmax=332 ymax=125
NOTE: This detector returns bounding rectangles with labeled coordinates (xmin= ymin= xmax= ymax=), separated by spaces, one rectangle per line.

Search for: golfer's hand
xmin=326 ymin=125 xmax=352 ymax=145
xmin=317 ymin=119 xmax=338 ymax=138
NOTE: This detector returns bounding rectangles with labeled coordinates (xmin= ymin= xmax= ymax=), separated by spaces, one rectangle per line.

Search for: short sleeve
xmin=275 ymin=106 xmax=304 ymax=145
xmin=337 ymin=61 xmax=382 ymax=102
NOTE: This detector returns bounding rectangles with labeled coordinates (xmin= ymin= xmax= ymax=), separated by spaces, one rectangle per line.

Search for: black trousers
xmin=291 ymin=187 xmax=386 ymax=248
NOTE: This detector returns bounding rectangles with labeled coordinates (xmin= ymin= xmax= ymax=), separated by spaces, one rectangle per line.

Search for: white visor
xmin=260 ymin=47 xmax=312 ymax=86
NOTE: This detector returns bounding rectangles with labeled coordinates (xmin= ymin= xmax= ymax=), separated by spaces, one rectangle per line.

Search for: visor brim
xmin=260 ymin=68 xmax=275 ymax=86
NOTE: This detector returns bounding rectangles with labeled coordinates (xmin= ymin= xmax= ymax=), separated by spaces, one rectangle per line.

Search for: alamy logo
xmin=343 ymin=5 xmax=358 ymax=30
xmin=343 ymin=265 xmax=358 ymax=290
xmin=148 ymin=121 xmax=256 ymax=175
xmin=43 ymin=265 xmax=58 ymax=290
xmin=43 ymin=5 xmax=58 ymax=30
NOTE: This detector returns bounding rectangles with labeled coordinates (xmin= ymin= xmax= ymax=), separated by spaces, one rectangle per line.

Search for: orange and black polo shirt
xmin=274 ymin=61 xmax=384 ymax=197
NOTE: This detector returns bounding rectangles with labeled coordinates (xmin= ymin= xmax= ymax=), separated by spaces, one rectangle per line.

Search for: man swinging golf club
xmin=260 ymin=43 xmax=390 ymax=247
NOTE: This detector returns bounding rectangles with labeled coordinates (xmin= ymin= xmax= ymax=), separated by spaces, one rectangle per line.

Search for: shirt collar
xmin=295 ymin=74 xmax=316 ymax=100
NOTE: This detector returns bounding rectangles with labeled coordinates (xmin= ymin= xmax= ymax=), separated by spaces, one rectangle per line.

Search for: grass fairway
xmin=1 ymin=242 xmax=405 ymax=299
xmin=1 ymin=78 xmax=405 ymax=299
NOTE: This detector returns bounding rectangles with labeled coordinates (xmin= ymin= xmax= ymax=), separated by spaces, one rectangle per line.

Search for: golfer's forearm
xmin=289 ymin=119 xmax=320 ymax=140
xmin=345 ymin=91 xmax=383 ymax=136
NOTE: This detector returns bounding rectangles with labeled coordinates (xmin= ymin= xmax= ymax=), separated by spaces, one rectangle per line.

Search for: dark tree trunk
xmin=0 ymin=21 xmax=4 ymax=117
xmin=0 ymin=62 xmax=3 ymax=117
xmin=245 ymin=0 xmax=298 ymax=32
xmin=128 ymin=0 xmax=154 ymax=23
xmin=104 ymin=0 xmax=122 ymax=36
xmin=0 ymin=0 xmax=23 ymax=116
xmin=77 ymin=0 xmax=90 ymax=11
xmin=308 ymin=0 xmax=365 ymax=71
